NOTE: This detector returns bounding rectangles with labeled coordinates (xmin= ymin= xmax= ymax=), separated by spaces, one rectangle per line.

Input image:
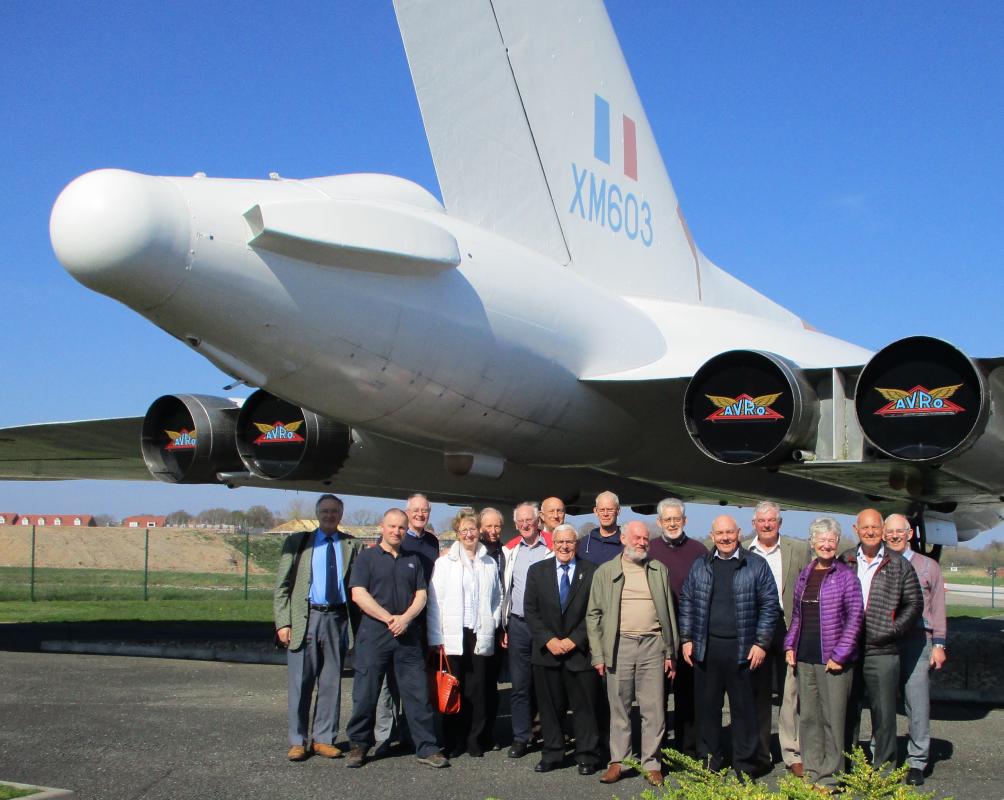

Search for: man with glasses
xmin=842 ymin=509 xmax=922 ymax=771
xmin=882 ymin=514 xmax=946 ymax=786
xmin=648 ymin=498 xmax=707 ymax=757
xmin=524 ymin=524 xmax=601 ymax=775
xmin=745 ymin=501 xmax=809 ymax=776
xmin=679 ymin=515 xmax=780 ymax=779
xmin=502 ymin=501 xmax=554 ymax=757
xmin=579 ymin=491 xmax=624 ymax=565
xmin=274 ymin=494 xmax=362 ymax=761
xmin=587 ymin=520 xmax=678 ymax=787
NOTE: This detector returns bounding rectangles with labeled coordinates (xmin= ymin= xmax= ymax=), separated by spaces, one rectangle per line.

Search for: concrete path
xmin=1 ymin=652 xmax=1001 ymax=800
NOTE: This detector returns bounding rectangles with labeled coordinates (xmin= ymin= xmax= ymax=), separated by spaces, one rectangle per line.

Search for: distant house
xmin=18 ymin=514 xmax=95 ymax=527
xmin=0 ymin=513 xmax=19 ymax=525
xmin=122 ymin=515 xmax=167 ymax=528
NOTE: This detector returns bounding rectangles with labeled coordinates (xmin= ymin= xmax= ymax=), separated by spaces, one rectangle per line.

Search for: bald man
xmin=883 ymin=514 xmax=946 ymax=786
xmin=679 ymin=515 xmax=780 ymax=779
xmin=842 ymin=509 xmax=922 ymax=771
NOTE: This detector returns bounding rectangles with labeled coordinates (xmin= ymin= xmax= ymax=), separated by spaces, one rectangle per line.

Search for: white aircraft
xmin=2 ymin=0 xmax=1002 ymax=548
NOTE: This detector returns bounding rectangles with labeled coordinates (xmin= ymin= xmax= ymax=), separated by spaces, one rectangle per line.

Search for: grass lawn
xmin=943 ymin=573 xmax=998 ymax=586
xmin=0 ymin=784 xmax=37 ymax=799
xmin=0 ymin=598 xmax=273 ymax=624
xmin=0 ymin=565 xmax=275 ymax=602
xmin=946 ymin=604 xmax=1003 ymax=618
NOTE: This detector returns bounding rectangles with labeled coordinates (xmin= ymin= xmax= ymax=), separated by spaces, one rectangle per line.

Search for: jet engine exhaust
xmin=683 ymin=350 xmax=818 ymax=465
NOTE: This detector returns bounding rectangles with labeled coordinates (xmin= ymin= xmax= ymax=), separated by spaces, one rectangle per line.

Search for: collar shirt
xmin=903 ymin=549 xmax=915 ymax=563
xmin=748 ymin=537 xmax=784 ymax=611
xmin=461 ymin=552 xmax=479 ymax=630
xmin=856 ymin=544 xmax=886 ymax=608
xmin=308 ymin=529 xmax=345 ymax=605
xmin=556 ymin=558 xmax=577 ymax=592
xmin=713 ymin=548 xmax=741 ymax=560
xmin=510 ymin=537 xmax=552 ymax=616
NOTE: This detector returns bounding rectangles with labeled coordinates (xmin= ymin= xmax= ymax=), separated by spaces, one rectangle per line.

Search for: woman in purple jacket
xmin=784 ymin=517 xmax=863 ymax=788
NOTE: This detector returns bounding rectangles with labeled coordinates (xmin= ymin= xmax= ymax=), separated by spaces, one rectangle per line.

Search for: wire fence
xmin=0 ymin=525 xmax=284 ymax=602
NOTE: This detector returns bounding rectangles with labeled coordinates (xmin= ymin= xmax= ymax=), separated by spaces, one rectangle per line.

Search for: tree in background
xmin=243 ymin=505 xmax=276 ymax=530
xmin=285 ymin=497 xmax=308 ymax=523
xmin=92 ymin=513 xmax=117 ymax=527
xmin=165 ymin=510 xmax=193 ymax=526
xmin=198 ymin=507 xmax=233 ymax=526
xmin=345 ymin=508 xmax=380 ymax=526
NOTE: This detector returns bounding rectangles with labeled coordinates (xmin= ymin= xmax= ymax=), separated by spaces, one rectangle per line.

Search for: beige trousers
xmin=605 ymin=633 xmax=665 ymax=771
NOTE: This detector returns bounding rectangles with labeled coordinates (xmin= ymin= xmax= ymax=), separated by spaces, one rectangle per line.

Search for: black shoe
xmin=467 ymin=747 xmax=484 ymax=758
xmin=905 ymin=768 xmax=925 ymax=786
xmin=508 ymin=741 xmax=530 ymax=758
xmin=534 ymin=760 xmax=558 ymax=773
xmin=578 ymin=763 xmax=598 ymax=776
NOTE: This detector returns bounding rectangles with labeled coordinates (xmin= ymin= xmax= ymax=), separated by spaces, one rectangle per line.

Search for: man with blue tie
xmin=274 ymin=494 xmax=362 ymax=761
xmin=524 ymin=524 xmax=601 ymax=775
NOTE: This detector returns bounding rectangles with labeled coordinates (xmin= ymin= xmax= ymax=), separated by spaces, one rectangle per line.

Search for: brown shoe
xmin=599 ymin=763 xmax=622 ymax=784
xmin=287 ymin=743 xmax=309 ymax=761
xmin=789 ymin=762 xmax=805 ymax=778
xmin=345 ymin=745 xmax=367 ymax=769
xmin=646 ymin=769 xmax=663 ymax=786
xmin=312 ymin=742 xmax=343 ymax=758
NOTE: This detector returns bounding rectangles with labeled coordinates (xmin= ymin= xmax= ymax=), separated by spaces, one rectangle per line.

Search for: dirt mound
xmin=0 ymin=527 xmax=263 ymax=574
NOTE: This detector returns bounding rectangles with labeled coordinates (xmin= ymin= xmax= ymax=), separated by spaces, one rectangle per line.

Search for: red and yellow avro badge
xmin=252 ymin=420 xmax=305 ymax=444
xmin=705 ymin=393 xmax=784 ymax=421
xmin=164 ymin=429 xmax=197 ymax=450
xmin=873 ymin=384 xmax=964 ymax=417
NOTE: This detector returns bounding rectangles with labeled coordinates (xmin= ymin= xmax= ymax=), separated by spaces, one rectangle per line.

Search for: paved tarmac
xmin=945 ymin=582 xmax=1001 ymax=608
xmin=0 ymin=651 xmax=1000 ymax=800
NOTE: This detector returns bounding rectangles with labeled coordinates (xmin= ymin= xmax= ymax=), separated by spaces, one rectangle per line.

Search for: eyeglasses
xmin=661 ymin=517 xmax=684 ymax=524
xmin=885 ymin=528 xmax=911 ymax=537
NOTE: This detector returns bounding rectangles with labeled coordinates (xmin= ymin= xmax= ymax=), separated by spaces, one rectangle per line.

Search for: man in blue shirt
xmin=274 ymin=494 xmax=362 ymax=761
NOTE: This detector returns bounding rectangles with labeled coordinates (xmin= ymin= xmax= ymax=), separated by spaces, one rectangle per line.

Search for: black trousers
xmin=442 ymin=628 xmax=490 ymax=755
xmin=694 ymin=635 xmax=759 ymax=776
xmin=670 ymin=656 xmax=697 ymax=756
xmin=533 ymin=662 xmax=601 ymax=766
xmin=481 ymin=627 xmax=504 ymax=749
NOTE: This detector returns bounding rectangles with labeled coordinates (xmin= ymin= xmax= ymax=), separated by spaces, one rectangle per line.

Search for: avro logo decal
xmin=705 ymin=393 xmax=784 ymax=421
xmin=873 ymin=385 xmax=964 ymax=417
xmin=164 ymin=429 xmax=197 ymax=450
xmin=252 ymin=421 xmax=305 ymax=444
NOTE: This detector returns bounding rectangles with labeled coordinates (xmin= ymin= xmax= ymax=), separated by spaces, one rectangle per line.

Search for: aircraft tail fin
xmin=395 ymin=0 xmax=803 ymax=321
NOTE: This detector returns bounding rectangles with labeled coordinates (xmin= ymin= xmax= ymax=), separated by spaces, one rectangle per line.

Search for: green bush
xmin=625 ymin=748 xmax=947 ymax=800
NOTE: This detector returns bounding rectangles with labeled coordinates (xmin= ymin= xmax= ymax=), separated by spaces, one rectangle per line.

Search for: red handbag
xmin=430 ymin=648 xmax=461 ymax=715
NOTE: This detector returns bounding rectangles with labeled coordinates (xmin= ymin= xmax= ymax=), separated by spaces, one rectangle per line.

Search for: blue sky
xmin=1 ymin=2 xmax=1002 ymax=540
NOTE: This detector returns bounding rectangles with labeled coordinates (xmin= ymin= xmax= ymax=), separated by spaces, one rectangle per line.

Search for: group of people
xmin=273 ymin=491 xmax=946 ymax=789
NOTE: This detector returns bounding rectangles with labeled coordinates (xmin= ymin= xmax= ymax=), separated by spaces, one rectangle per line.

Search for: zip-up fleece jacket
xmin=783 ymin=559 xmax=863 ymax=665
xmin=839 ymin=546 xmax=922 ymax=657
xmin=679 ymin=546 xmax=780 ymax=664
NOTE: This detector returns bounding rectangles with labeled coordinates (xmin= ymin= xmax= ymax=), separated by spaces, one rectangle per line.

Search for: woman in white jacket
xmin=427 ymin=507 xmax=502 ymax=758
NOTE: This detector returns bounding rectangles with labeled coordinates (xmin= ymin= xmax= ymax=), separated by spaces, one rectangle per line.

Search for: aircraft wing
xmin=0 ymin=418 xmax=150 ymax=481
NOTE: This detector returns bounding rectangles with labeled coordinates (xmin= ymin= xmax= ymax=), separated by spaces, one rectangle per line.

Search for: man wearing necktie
xmin=274 ymin=494 xmax=362 ymax=761
xmin=524 ymin=524 xmax=601 ymax=775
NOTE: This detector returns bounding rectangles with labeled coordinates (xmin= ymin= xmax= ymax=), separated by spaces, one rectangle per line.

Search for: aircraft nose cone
xmin=50 ymin=169 xmax=190 ymax=309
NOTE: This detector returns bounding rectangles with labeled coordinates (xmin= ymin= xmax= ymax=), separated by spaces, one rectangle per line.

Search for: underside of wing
xmin=0 ymin=418 xmax=149 ymax=481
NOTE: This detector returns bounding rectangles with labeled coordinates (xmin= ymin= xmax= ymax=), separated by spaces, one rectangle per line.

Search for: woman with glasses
xmin=783 ymin=517 xmax=863 ymax=788
xmin=426 ymin=507 xmax=503 ymax=758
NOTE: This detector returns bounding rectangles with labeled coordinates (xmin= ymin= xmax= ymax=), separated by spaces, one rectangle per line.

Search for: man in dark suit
xmin=524 ymin=523 xmax=601 ymax=775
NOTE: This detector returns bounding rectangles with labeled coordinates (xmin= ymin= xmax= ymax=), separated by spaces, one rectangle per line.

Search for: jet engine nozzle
xmin=683 ymin=350 xmax=818 ymax=465
xmin=855 ymin=336 xmax=992 ymax=462
xmin=50 ymin=169 xmax=190 ymax=310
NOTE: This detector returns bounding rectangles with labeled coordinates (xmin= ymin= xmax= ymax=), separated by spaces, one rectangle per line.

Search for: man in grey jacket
xmin=842 ymin=508 xmax=922 ymax=770
xmin=274 ymin=494 xmax=362 ymax=761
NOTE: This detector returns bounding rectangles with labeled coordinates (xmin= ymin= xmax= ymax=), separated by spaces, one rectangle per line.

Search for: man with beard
xmin=587 ymin=521 xmax=677 ymax=787
xmin=648 ymin=497 xmax=707 ymax=757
